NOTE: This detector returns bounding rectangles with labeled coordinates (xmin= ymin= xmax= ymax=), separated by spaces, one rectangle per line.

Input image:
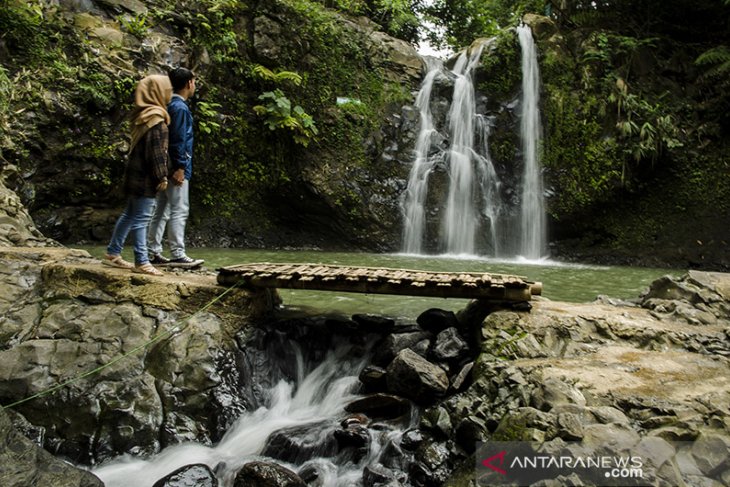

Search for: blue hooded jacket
xmin=167 ymin=94 xmax=194 ymax=180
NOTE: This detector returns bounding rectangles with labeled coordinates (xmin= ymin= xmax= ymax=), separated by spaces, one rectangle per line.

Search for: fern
xmin=251 ymin=65 xmax=302 ymax=86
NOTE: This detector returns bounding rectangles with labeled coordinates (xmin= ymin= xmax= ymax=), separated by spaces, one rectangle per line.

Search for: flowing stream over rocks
xmin=93 ymin=323 xmax=419 ymax=487
xmin=1 ymin=248 xmax=729 ymax=487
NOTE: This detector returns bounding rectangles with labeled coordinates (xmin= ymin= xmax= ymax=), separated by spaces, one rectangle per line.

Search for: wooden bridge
xmin=217 ymin=263 xmax=542 ymax=302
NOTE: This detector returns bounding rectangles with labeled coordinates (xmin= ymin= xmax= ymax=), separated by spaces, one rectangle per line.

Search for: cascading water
xmin=401 ymin=41 xmax=503 ymax=256
xmin=441 ymin=46 xmax=482 ymax=255
xmin=402 ymin=26 xmax=548 ymax=259
xmin=517 ymin=24 xmax=547 ymax=259
xmin=401 ymin=58 xmax=443 ymax=255
xmin=91 ymin=329 xmax=416 ymax=487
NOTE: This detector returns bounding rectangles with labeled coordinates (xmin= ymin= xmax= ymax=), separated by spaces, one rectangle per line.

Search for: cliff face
xmin=3 ymin=2 xmax=729 ymax=268
xmin=0 ymin=0 xmax=424 ymax=251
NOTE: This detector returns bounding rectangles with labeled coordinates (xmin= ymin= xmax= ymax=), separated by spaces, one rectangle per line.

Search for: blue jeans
xmin=148 ymin=180 xmax=190 ymax=259
xmin=107 ymin=196 xmax=156 ymax=265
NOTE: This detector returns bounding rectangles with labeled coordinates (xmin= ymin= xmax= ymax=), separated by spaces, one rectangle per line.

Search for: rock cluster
xmin=1 ymin=242 xmax=729 ymax=486
xmin=0 ymin=246 xmax=275 ymax=465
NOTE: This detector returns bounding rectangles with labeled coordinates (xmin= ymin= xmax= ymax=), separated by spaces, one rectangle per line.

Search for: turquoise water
xmin=82 ymin=247 xmax=680 ymax=320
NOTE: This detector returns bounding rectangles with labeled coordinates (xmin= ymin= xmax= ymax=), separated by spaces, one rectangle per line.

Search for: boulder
xmin=152 ymin=464 xmax=218 ymax=487
xmin=0 ymin=407 xmax=103 ymax=487
xmin=345 ymin=393 xmax=411 ymax=419
xmin=416 ymin=308 xmax=459 ymax=333
xmin=234 ymin=461 xmax=306 ymax=487
xmin=372 ymin=331 xmax=431 ymax=366
xmin=430 ymin=327 xmax=470 ymax=363
xmin=261 ymin=422 xmax=338 ymax=463
xmin=385 ymin=349 xmax=448 ymax=404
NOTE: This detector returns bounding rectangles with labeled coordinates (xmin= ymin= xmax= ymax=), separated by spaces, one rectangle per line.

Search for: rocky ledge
xmin=0 ymin=247 xmax=275 ymax=476
xmin=0 ymin=247 xmax=729 ymax=486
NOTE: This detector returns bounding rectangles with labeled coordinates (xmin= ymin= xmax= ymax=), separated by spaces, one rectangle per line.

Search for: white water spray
xmin=517 ymin=24 xmax=547 ymax=259
xmin=92 ymin=343 xmax=411 ymax=487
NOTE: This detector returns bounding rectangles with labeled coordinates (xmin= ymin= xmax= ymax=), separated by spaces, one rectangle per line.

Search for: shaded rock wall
xmin=0 ymin=407 xmax=103 ymax=487
xmin=0 ymin=247 xmax=275 ymax=464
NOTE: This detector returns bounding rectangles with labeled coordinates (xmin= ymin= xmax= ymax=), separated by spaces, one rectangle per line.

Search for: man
xmin=148 ymin=67 xmax=204 ymax=268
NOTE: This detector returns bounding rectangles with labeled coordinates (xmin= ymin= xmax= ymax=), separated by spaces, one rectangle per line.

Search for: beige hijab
xmin=129 ymin=74 xmax=173 ymax=152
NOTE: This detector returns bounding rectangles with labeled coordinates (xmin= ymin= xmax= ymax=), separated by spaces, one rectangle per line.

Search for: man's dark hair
xmin=168 ymin=67 xmax=194 ymax=92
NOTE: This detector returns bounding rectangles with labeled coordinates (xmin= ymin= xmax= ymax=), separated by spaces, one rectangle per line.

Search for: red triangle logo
xmin=482 ymin=450 xmax=507 ymax=475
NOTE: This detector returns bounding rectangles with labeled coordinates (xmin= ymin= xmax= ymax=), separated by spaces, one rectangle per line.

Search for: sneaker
xmin=150 ymin=253 xmax=171 ymax=266
xmin=167 ymin=256 xmax=205 ymax=269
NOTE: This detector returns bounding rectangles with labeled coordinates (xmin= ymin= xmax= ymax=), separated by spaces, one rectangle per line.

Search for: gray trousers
xmin=148 ymin=180 xmax=190 ymax=259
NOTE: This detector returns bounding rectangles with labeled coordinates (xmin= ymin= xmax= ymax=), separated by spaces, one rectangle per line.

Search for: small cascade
xmin=517 ymin=24 xmax=547 ymax=259
xmin=92 ymin=327 xmax=416 ymax=487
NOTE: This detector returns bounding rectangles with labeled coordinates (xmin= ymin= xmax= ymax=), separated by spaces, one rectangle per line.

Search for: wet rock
xmin=400 ymin=428 xmax=424 ymax=451
xmin=261 ymin=422 xmax=338 ymax=463
xmin=373 ymin=331 xmax=431 ymax=366
xmin=0 ymin=407 xmax=103 ymax=487
xmin=334 ymin=414 xmax=370 ymax=452
xmin=0 ymin=248 xmax=272 ymax=464
xmin=345 ymin=393 xmax=411 ymax=419
xmin=430 ymin=327 xmax=470 ymax=363
xmin=408 ymin=441 xmax=452 ymax=486
xmin=296 ymin=464 xmax=324 ymax=487
xmin=363 ymin=463 xmax=406 ymax=487
xmin=386 ymin=349 xmax=448 ymax=404
xmin=416 ymin=308 xmax=459 ymax=334
xmin=359 ymin=365 xmax=387 ymax=391
xmin=234 ymin=461 xmax=306 ymax=487
xmin=152 ymin=464 xmax=217 ymax=487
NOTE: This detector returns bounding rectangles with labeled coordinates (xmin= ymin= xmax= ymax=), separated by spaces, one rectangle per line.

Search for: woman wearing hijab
xmin=103 ymin=74 xmax=172 ymax=276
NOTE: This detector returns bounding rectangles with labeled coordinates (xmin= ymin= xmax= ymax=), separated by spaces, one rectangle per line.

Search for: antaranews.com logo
xmin=475 ymin=440 xmax=726 ymax=486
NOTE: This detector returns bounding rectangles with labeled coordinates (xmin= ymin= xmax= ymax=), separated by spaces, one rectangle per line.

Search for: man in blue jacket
xmin=148 ymin=67 xmax=204 ymax=267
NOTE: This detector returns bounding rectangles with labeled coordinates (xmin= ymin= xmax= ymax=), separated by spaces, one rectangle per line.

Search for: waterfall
xmin=441 ymin=45 xmax=482 ymax=255
xmin=401 ymin=59 xmax=443 ymax=254
xmin=517 ymin=24 xmax=547 ymax=259
xmin=402 ymin=26 xmax=548 ymax=259
xmin=401 ymin=41 xmax=503 ymax=256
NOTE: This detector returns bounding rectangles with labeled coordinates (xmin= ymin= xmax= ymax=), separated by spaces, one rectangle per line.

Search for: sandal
xmin=102 ymin=254 xmax=134 ymax=269
xmin=132 ymin=263 xmax=164 ymax=276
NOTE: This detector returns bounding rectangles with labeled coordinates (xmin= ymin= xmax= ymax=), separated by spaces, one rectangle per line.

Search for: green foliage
xmin=609 ymin=82 xmax=682 ymax=175
xmin=251 ymin=65 xmax=303 ymax=86
xmin=314 ymin=0 xmax=420 ymax=42
xmin=477 ymin=30 xmax=521 ymax=101
xmin=0 ymin=0 xmax=48 ymax=62
xmin=196 ymin=101 xmax=223 ymax=135
xmin=254 ymin=89 xmax=319 ymax=146
xmin=118 ymin=13 xmax=151 ymax=39
xmin=423 ymin=0 xmax=546 ymax=49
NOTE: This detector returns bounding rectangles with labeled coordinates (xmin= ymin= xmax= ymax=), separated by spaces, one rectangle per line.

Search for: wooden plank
xmin=216 ymin=262 xmax=540 ymax=301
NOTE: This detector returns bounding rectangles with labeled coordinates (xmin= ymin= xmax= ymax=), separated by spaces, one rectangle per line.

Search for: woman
xmin=103 ymin=74 xmax=171 ymax=276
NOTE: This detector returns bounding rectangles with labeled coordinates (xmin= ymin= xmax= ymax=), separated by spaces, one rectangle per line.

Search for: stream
xmin=81 ymin=247 xmax=678 ymax=486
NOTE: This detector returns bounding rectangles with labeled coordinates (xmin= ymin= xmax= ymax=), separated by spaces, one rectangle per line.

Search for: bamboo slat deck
xmin=217 ymin=263 xmax=542 ymax=301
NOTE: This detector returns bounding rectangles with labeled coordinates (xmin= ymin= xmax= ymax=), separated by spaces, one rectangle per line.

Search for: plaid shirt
xmin=124 ymin=122 xmax=169 ymax=197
